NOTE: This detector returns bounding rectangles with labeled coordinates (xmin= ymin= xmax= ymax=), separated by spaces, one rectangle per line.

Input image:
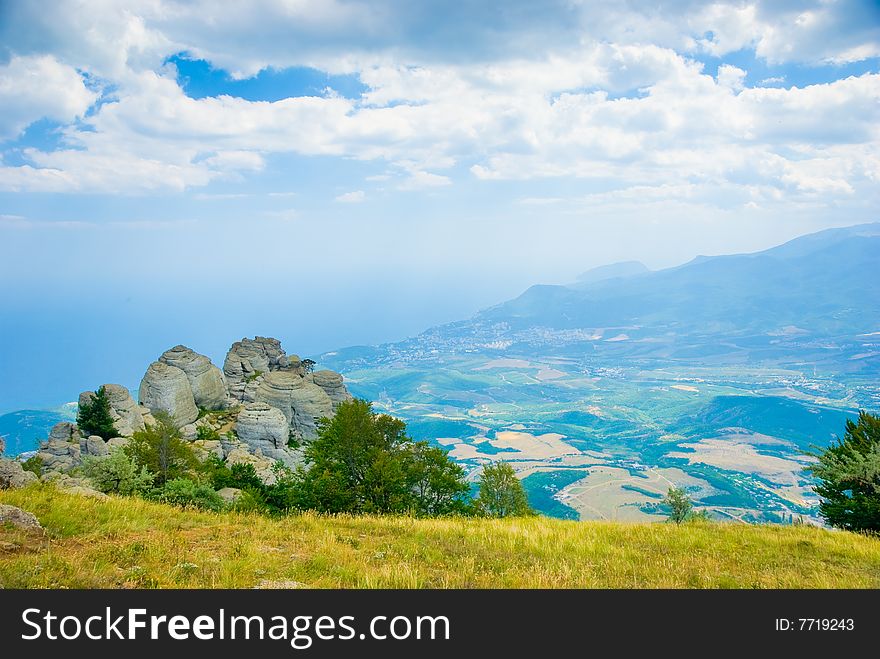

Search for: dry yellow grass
xmin=2 ymin=485 xmax=879 ymax=588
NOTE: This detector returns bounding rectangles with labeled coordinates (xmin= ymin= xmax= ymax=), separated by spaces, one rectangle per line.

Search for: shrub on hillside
xmin=158 ymin=478 xmax=225 ymax=511
xmin=20 ymin=455 xmax=43 ymax=477
xmin=83 ymin=449 xmax=154 ymax=495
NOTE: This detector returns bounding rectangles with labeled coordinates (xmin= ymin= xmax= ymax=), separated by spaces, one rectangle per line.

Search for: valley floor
xmin=2 ymin=486 xmax=879 ymax=589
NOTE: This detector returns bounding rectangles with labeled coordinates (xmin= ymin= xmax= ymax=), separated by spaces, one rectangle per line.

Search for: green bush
xmin=21 ymin=455 xmax=43 ymax=477
xmin=196 ymin=425 xmax=221 ymax=441
xmin=83 ymin=449 xmax=154 ymax=495
xmin=158 ymin=478 xmax=225 ymax=511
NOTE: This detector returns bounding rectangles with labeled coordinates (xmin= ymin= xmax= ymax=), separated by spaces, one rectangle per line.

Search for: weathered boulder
xmin=107 ymin=437 xmax=129 ymax=451
xmin=160 ymin=345 xmax=227 ymax=410
xmin=80 ymin=435 xmax=110 ymax=458
xmin=311 ymin=370 xmax=352 ymax=410
xmin=0 ymin=459 xmax=38 ymax=489
xmin=38 ymin=424 xmax=83 ymax=473
xmin=48 ymin=422 xmax=81 ymax=444
xmin=79 ymin=385 xmax=146 ymax=437
xmin=254 ymin=371 xmax=333 ymax=441
xmin=192 ymin=439 xmax=223 ymax=461
xmin=224 ymin=337 xmax=289 ymax=402
xmin=41 ymin=473 xmax=108 ymax=499
xmin=138 ymin=361 xmax=199 ymax=427
xmin=235 ymin=403 xmax=289 ymax=450
xmin=217 ymin=487 xmax=242 ymax=504
xmin=0 ymin=504 xmax=42 ymax=532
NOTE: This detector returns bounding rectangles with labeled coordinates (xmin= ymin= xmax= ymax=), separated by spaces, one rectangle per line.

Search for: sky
xmin=0 ymin=0 xmax=879 ymax=411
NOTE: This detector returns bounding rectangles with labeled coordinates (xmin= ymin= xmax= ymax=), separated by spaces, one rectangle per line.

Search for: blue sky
xmin=0 ymin=0 xmax=879 ymax=410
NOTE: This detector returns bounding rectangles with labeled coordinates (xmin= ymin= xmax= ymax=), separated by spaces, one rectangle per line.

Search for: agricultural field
xmin=321 ymin=335 xmax=872 ymax=523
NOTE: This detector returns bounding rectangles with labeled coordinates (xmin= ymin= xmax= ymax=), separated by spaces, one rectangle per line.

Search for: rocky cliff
xmin=0 ymin=337 xmax=351 ymax=489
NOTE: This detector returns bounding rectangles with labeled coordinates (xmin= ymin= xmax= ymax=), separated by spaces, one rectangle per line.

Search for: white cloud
xmin=0 ymin=0 xmax=876 ymax=214
xmin=335 ymin=190 xmax=365 ymax=203
xmin=0 ymin=55 xmax=98 ymax=140
xmin=398 ymin=171 xmax=452 ymax=190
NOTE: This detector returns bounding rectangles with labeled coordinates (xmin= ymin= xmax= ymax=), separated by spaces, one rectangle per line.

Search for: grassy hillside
xmin=2 ymin=486 xmax=880 ymax=588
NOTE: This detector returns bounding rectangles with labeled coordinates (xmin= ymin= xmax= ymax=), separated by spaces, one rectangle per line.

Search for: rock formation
xmin=0 ymin=459 xmax=38 ymax=489
xmin=254 ymin=370 xmax=334 ymax=441
xmin=235 ymin=402 xmax=289 ymax=450
xmin=0 ymin=504 xmax=43 ymax=532
xmin=223 ymin=337 xmax=290 ymax=402
xmin=311 ymin=370 xmax=353 ymax=410
xmin=234 ymin=402 xmax=303 ymax=467
xmin=159 ymin=345 xmax=227 ymax=410
xmin=79 ymin=384 xmax=146 ymax=437
xmin=36 ymin=423 xmax=83 ymax=472
xmin=82 ymin=435 xmax=110 ymax=458
xmin=138 ymin=361 xmax=199 ymax=426
xmin=25 ymin=335 xmax=350 ymax=487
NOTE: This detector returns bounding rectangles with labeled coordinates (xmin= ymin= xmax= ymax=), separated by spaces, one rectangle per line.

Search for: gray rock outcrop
xmin=48 ymin=422 xmax=81 ymax=444
xmin=79 ymin=384 xmax=145 ymax=437
xmin=254 ymin=371 xmax=333 ymax=441
xmin=0 ymin=504 xmax=42 ymax=532
xmin=217 ymin=487 xmax=242 ymax=504
xmin=37 ymin=423 xmax=84 ymax=472
xmin=235 ymin=402 xmax=289 ymax=450
xmin=0 ymin=459 xmax=38 ymax=489
xmin=81 ymin=435 xmax=110 ymax=458
xmin=224 ymin=337 xmax=290 ymax=402
xmin=41 ymin=473 xmax=108 ymax=499
xmin=159 ymin=345 xmax=227 ymax=410
xmin=138 ymin=361 xmax=199 ymax=427
xmin=311 ymin=370 xmax=352 ymax=410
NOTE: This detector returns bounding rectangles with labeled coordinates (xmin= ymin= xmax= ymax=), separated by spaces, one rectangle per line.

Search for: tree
xmin=302 ymin=359 xmax=316 ymax=374
xmin=125 ymin=411 xmax=199 ymax=485
xmin=475 ymin=461 xmax=534 ymax=518
xmin=808 ymin=411 xmax=880 ymax=534
xmin=77 ymin=386 xmax=118 ymax=440
xmin=298 ymin=398 xmax=472 ymax=515
xmin=300 ymin=399 xmax=412 ymax=513
xmin=663 ymin=486 xmax=694 ymax=524
xmin=83 ymin=448 xmax=154 ymax=495
xmin=403 ymin=442 xmax=472 ymax=516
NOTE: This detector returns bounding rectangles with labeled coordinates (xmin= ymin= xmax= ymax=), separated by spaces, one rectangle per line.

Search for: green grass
xmin=2 ymin=485 xmax=880 ymax=588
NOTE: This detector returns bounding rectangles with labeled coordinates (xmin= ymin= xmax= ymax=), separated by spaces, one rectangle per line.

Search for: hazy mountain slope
xmin=574 ymin=261 xmax=650 ymax=286
xmin=479 ymin=223 xmax=880 ymax=336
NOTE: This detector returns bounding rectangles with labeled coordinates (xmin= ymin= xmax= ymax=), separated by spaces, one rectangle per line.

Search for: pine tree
xmin=125 ymin=411 xmax=199 ymax=485
xmin=76 ymin=385 xmax=119 ymax=440
xmin=808 ymin=411 xmax=880 ymax=533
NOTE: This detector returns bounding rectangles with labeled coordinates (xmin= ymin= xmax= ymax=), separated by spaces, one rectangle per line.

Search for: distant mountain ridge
xmin=574 ymin=261 xmax=650 ymax=286
xmin=477 ymin=222 xmax=880 ymax=338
